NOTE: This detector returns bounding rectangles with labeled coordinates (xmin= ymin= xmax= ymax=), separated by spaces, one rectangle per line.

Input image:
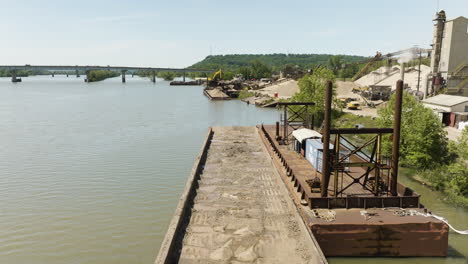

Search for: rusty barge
xmin=155 ymin=80 xmax=449 ymax=263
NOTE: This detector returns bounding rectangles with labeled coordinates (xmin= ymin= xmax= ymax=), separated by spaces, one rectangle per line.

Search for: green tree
xmin=86 ymin=70 xmax=119 ymax=82
xmin=377 ymin=92 xmax=449 ymax=168
xmin=340 ymin=64 xmax=359 ymax=79
xmin=238 ymin=66 xmax=251 ymax=80
xmin=250 ymin=60 xmax=272 ymax=79
xmin=158 ymin=71 xmax=176 ymax=81
xmin=328 ymin=55 xmax=343 ymax=75
xmin=282 ymin=64 xmax=297 ymax=77
xmin=291 ymin=67 xmax=336 ymax=125
xmin=446 ymin=128 xmax=468 ymax=197
xmin=220 ymin=71 xmax=235 ymax=80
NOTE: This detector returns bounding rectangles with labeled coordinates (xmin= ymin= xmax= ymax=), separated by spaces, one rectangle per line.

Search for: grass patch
xmin=238 ymin=90 xmax=255 ymax=100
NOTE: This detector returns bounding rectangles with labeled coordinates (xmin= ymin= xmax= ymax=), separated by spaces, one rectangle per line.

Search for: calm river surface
xmin=0 ymin=75 xmax=279 ymax=264
xmin=0 ymin=75 xmax=466 ymax=264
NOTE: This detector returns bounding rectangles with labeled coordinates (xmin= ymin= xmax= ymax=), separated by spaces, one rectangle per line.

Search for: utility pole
xmin=417 ymin=49 xmax=422 ymax=92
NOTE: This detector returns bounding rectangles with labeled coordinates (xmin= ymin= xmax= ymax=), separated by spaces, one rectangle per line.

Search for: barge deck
xmin=156 ymin=127 xmax=327 ymax=264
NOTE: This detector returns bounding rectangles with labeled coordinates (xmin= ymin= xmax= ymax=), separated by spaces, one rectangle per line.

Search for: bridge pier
xmin=11 ymin=70 xmax=19 ymax=83
xmin=85 ymin=71 xmax=90 ymax=82
xmin=121 ymin=70 xmax=127 ymax=83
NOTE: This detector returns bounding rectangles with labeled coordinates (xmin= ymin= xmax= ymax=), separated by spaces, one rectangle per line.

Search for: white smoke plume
xmin=398 ymin=47 xmax=418 ymax=64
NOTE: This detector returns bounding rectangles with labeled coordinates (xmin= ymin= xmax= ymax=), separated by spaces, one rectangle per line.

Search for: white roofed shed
xmin=292 ymin=128 xmax=322 ymax=143
xmin=422 ymin=94 xmax=468 ymax=113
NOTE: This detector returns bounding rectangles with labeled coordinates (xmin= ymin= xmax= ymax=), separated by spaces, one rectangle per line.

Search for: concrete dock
xmin=156 ymin=127 xmax=326 ymax=264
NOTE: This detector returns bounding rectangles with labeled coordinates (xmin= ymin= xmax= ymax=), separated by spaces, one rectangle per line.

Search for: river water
xmin=0 ymin=75 xmax=279 ymax=264
xmin=0 ymin=76 xmax=466 ymax=264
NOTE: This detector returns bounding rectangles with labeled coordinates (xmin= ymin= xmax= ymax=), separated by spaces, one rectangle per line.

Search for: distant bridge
xmin=0 ymin=65 xmax=214 ymax=83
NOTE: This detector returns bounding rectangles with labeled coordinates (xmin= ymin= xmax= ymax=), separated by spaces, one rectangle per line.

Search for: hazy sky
xmin=1 ymin=0 xmax=467 ymax=68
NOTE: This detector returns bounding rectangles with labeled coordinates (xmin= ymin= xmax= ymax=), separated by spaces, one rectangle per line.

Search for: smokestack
xmin=390 ymin=80 xmax=403 ymax=196
xmin=430 ymin=10 xmax=446 ymax=75
xmin=321 ymin=81 xmax=333 ymax=198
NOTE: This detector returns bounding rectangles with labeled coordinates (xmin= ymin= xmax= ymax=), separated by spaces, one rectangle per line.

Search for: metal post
xmin=311 ymin=113 xmax=315 ymax=130
xmin=151 ymin=71 xmax=156 ymax=83
xmin=52 ymin=72 xmax=54 ymax=77
xmin=390 ymin=80 xmax=403 ymax=196
xmin=76 ymin=69 xmax=80 ymax=78
xmin=321 ymin=80 xmax=333 ymax=197
xmin=374 ymin=134 xmax=382 ymax=195
xmin=183 ymin=71 xmax=186 ymax=82
xmin=417 ymin=50 xmax=422 ymax=92
xmin=333 ymin=134 xmax=340 ymax=196
xmin=275 ymin=122 xmax=280 ymax=140
xmin=400 ymin=63 xmax=405 ymax=84
xmin=283 ymin=106 xmax=288 ymax=144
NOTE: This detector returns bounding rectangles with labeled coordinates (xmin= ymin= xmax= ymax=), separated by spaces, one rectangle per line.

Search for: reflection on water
xmin=0 ymin=75 xmax=279 ymax=264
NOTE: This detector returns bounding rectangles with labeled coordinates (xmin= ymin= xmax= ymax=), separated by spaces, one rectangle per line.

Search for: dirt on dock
xmin=178 ymin=127 xmax=325 ymax=264
xmin=257 ymin=79 xmax=299 ymax=99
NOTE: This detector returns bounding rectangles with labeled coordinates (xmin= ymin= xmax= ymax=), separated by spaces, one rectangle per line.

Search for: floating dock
xmin=156 ymin=127 xmax=327 ymax=264
xmin=203 ymin=88 xmax=231 ymax=100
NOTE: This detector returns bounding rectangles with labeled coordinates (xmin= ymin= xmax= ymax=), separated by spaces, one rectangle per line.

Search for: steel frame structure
xmin=330 ymin=131 xmax=392 ymax=197
xmin=276 ymin=102 xmax=315 ymax=144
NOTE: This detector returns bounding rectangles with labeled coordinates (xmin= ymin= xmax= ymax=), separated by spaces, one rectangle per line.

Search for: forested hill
xmin=189 ymin=54 xmax=368 ymax=71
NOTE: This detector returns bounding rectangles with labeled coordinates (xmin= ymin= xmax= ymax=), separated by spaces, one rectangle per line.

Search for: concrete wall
xmin=447 ymin=17 xmax=468 ymax=73
xmin=439 ymin=21 xmax=452 ymax=76
xmin=435 ymin=17 xmax=468 ymax=77
xmin=452 ymin=102 xmax=468 ymax=112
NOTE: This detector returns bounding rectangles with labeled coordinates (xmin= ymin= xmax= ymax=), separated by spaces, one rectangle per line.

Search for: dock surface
xmin=204 ymin=89 xmax=230 ymax=100
xmin=177 ymin=127 xmax=325 ymax=263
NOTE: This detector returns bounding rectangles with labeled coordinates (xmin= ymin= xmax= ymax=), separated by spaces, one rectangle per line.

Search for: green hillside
xmin=189 ymin=54 xmax=368 ymax=72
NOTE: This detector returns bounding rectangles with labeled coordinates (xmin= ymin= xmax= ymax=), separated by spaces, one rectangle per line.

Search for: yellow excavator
xmin=208 ymin=70 xmax=222 ymax=81
xmin=207 ymin=70 xmax=222 ymax=87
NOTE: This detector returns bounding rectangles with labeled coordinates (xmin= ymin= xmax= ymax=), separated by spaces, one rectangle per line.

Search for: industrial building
xmin=355 ymin=65 xmax=431 ymax=97
xmin=422 ymin=94 xmax=468 ymax=127
xmin=353 ymin=11 xmax=467 ymax=99
xmin=430 ymin=11 xmax=468 ymax=96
